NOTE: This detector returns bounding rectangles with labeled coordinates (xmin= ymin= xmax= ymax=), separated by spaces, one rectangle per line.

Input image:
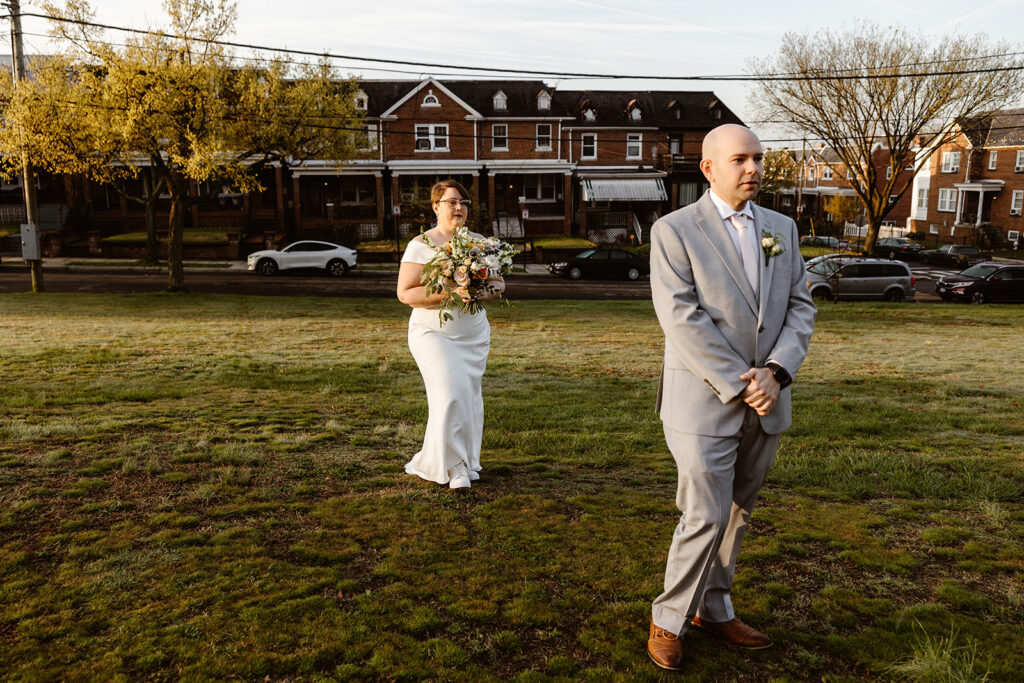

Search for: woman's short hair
xmin=430 ymin=179 xmax=469 ymax=204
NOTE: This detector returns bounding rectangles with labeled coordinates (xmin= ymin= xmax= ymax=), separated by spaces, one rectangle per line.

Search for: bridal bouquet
xmin=421 ymin=222 xmax=518 ymax=325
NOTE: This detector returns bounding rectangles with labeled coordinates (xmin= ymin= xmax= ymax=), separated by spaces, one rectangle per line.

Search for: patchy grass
xmin=64 ymin=260 xmax=234 ymax=269
xmin=531 ymin=236 xmax=596 ymax=250
xmin=101 ymin=229 xmax=234 ymax=245
xmin=0 ymin=295 xmax=1022 ymax=680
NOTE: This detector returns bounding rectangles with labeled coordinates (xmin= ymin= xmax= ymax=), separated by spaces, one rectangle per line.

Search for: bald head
xmin=702 ymin=124 xmax=761 ymax=162
xmin=700 ymin=124 xmax=764 ymax=211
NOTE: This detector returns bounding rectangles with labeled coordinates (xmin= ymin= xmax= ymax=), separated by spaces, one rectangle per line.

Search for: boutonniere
xmin=760 ymin=230 xmax=784 ymax=265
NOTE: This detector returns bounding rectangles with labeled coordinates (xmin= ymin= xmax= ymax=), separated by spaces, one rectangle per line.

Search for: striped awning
xmin=582 ymin=178 xmax=667 ymax=202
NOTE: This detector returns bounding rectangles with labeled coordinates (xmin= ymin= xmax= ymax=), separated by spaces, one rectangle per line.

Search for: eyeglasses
xmin=437 ymin=199 xmax=471 ymax=208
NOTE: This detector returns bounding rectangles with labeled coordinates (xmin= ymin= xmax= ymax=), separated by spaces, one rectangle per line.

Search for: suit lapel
xmin=753 ymin=204 xmax=776 ymax=323
xmin=693 ymin=193 xmax=758 ymax=315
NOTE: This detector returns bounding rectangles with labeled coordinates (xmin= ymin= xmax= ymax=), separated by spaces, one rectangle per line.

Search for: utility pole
xmin=8 ymin=0 xmax=44 ymax=292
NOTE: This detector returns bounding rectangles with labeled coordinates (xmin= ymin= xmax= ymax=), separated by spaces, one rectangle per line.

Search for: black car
xmin=873 ymin=237 xmax=923 ymax=260
xmin=934 ymin=262 xmax=1024 ymax=303
xmin=799 ymin=235 xmax=841 ymax=248
xmin=548 ymin=248 xmax=649 ymax=280
xmin=920 ymin=244 xmax=987 ymax=267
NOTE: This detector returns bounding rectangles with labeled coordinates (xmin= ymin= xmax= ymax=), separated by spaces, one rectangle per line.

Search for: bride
xmin=396 ymin=180 xmax=505 ymax=489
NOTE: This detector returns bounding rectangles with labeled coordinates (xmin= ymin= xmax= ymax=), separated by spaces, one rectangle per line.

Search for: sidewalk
xmin=0 ymin=255 xmax=553 ymax=275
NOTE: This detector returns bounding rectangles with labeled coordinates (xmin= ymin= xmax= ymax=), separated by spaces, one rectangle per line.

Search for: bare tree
xmin=759 ymin=148 xmax=798 ymax=199
xmin=749 ymin=22 xmax=1024 ymax=253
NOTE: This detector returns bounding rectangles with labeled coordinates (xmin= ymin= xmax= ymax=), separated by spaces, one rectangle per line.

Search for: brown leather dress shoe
xmin=691 ymin=616 xmax=772 ymax=649
xmin=647 ymin=619 xmax=684 ymax=670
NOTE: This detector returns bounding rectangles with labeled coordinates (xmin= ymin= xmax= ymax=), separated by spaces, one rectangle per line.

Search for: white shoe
xmin=449 ymin=461 xmax=471 ymax=489
xmin=469 ymin=468 xmax=480 ymax=482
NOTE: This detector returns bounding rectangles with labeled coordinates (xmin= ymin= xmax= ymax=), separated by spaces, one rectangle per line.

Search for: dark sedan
xmin=800 ymin=235 xmax=841 ymax=248
xmin=873 ymin=237 xmax=923 ymax=260
xmin=934 ymin=262 xmax=1024 ymax=303
xmin=548 ymin=248 xmax=649 ymax=280
xmin=921 ymin=244 xmax=987 ymax=267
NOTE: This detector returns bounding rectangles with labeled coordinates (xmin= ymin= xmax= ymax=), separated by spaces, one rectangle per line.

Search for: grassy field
xmin=0 ymin=294 xmax=1022 ymax=681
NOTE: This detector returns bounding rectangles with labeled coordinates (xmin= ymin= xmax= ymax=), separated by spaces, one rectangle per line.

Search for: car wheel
xmin=626 ymin=266 xmax=640 ymax=280
xmin=327 ymin=259 xmax=348 ymax=277
xmin=811 ymin=286 xmax=831 ymax=300
xmin=883 ymin=288 xmax=904 ymax=302
xmin=256 ymin=258 xmax=278 ymax=276
xmin=568 ymin=266 xmax=582 ymax=280
xmin=971 ymin=291 xmax=986 ymax=304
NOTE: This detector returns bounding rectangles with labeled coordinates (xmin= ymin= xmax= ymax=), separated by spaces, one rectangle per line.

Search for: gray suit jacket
xmin=651 ymin=191 xmax=816 ymax=436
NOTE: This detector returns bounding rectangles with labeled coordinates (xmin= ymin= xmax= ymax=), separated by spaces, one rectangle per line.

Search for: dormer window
xmin=583 ymin=109 xmax=596 ymax=121
xmin=537 ymin=90 xmax=551 ymax=111
xmin=626 ymin=99 xmax=642 ymax=121
xmin=354 ymin=90 xmax=368 ymax=111
xmin=421 ymin=89 xmax=440 ymax=107
xmin=667 ymin=100 xmax=682 ymax=120
xmin=493 ymin=90 xmax=507 ymax=111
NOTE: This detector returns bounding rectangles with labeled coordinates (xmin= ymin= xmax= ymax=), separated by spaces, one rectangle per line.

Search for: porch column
xmin=292 ymin=175 xmax=302 ymax=233
xmin=976 ymin=190 xmax=985 ymax=227
xmin=563 ymin=173 xmax=572 ymax=235
xmin=375 ymin=174 xmax=385 ymax=239
xmin=391 ymin=174 xmax=401 ymax=239
xmin=486 ymin=172 xmax=496 ymax=234
xmin=955 ymin=190 xmax=965 ymax=224
xmin=275 ymin=166 xmax=285 ymax=231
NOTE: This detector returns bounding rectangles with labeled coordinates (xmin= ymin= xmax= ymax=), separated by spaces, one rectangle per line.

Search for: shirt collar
xmin=709 ymin=190 xmax=753 ymax=221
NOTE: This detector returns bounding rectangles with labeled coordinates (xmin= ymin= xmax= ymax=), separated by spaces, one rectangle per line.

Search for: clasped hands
xmin=739 ymin=367 xmax=780 ymax=416
xmin=448 ymin=279 xmax=504 ymax=304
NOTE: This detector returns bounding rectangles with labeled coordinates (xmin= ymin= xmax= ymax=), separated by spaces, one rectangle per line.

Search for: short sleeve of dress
xmin=401 ymin=239 xmax=436 ymax=265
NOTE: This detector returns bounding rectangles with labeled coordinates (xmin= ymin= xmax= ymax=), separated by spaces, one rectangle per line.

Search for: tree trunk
xmin=167 ymin=193 xmax=187 ymax=292
xmin=144 ymin=173 xmax=160 ymax=264
xmin=864 ymin=219 xmax=882 ymax=255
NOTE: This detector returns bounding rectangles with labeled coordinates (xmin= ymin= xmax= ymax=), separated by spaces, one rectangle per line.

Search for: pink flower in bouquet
xmin=454 ymin=266 xmax=470 ymax=286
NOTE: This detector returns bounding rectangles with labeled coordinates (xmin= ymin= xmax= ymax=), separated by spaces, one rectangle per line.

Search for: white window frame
xmin=941 ymin=151 xmax=960 ymax=173
xmin=536 ymin=124 xmax=552 ymax=151
xmin=989 ymin=150 xmax=998 ymax=170
xmin=421 ymin=90 xmax=441 ymax=108
xmin=354 ymin=90 xmax=368 ymax=111
xmin=493 ymin=91 xmax=507 ymax=111
xmin=491 ymin=124 xmax=508 ymax=151
xmin=916 ymin=187 xmax=927 ymax=210
xmin=937 ymin=188 xmax=956 ymax=212
xmin=1011 ymin=190 xmax=1024 ymax=214
xmin=630 ymin=108 xmax=642 ymax=121
xmin=806 ymin=167 xmax=815 ymax=181
xmin=885 ymin=165 xmax=892 ymax=179
xmin=822 ymin=166 xmax=834 ymax=180
xmin=626 ymin=133 xmax=642 ymax=160
xmin=1016 ymin=150 xmax=1024 ymax=172
xmin=359 ymin=123 xmax=378 ymax=151
xmin=537 ymin=91 xmax=551 ymax=111
xmin=524 ymin=174 xmax=556 ymax=201
xmin=581 ymin=133 xmax=597 ymax=160
xmin=414 ymin=123 xmax=449 ymax=152
xmin=583 ymin=108 xmax=596 ymax=122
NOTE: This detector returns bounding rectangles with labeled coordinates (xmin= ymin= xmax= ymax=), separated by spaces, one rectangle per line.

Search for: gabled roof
xmin=443 ymin=80 xmax=567 ymax=117
xmin=377 ymin=77 xmax=483 ymax=118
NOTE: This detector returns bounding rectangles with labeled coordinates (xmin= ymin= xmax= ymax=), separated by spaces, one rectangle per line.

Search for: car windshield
xmin=959 ymin=264 xmax=998 ymax=279
xmin=808 ymin=258 xmax=851 ymax=276
xmin=576 ymin=249 xmax=596 ymax=259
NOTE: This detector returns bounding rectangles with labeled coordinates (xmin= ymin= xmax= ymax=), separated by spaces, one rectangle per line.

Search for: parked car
xmin=934 ymin=262 xmax=1024 ymax=303
xmin=548 ymin=248 xmax=649 ymax=280
xmin=873 ymin=237 xmax=923 ymax=260
xmin=247 ymin=240 xmax=357 ymax=276
xmin=920 ymin=244 xmax=987 ymax=267
xmin=800 ymin=235 xmax=841 ymax=248
xmin=806 ymin=256 xmax=915 ymax=301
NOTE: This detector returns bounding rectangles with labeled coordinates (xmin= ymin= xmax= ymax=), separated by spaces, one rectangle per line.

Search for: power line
xmin=11 ymin=10 xmax=1024 ymax=83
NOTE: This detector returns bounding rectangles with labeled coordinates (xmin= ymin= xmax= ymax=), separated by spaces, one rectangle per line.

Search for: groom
xmin=646 ymin=124 xmax=816 ymax=669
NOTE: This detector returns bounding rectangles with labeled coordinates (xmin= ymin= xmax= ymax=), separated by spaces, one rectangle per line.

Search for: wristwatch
xmin=765 ymin=361 xmax=792 ymax=389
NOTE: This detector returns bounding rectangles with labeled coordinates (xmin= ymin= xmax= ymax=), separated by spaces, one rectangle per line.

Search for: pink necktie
xmin=729 ymin=214 xmax=759 ymax=297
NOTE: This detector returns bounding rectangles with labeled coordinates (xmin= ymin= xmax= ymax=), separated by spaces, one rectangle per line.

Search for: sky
xmin=12 ymin=0 xmax=1024 ymax=143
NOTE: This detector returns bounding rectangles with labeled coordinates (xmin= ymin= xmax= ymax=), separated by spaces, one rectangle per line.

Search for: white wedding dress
xmin=401 ymin=239 xmax=490 ymax=484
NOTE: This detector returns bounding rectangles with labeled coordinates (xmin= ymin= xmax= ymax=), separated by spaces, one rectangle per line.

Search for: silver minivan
xmin=806 ymin=255 xmax=916 ymax=301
